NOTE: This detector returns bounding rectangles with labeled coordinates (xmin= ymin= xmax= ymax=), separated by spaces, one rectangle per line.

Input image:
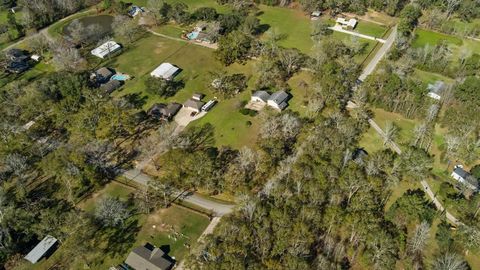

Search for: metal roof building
xmin=150 ymin=63 xmax=180 ymax=80
xmin=24 ymin=235 xmax=58 ymax=264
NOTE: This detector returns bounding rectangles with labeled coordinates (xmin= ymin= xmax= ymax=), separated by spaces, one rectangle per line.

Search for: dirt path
xmin=146 ymin=29 xmax=218 ymax=50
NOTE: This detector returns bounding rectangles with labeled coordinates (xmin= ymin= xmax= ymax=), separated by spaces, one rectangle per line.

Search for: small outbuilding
xmin=24 ymin=235 xmax=58 ymax=264
xmin=150 ymin=63 xmax=181 ymax=80
xmin=267 ymin=90 xmax=290 ymax=111
xmin=427 ymin=80 xmax=445 ymax=100
xmin=310 ymin=11 xmax=321 ymax=20
xmin=192 ymin=93 xmax=204 ymax=101
xmin=91 ymin=41 xmax=121 ymax=59
xmin=125 ymin=243 xmax=175 ymax=270
xmin=128 ymin=5 xmax=145 ymax=17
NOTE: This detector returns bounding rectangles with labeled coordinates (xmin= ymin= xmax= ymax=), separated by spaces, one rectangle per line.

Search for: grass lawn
xmin=131 ymin=0 xmax=231 ymax=13
xmin=353 ymin=20 xmax=388 ymax=38
xmin=152 ymin=24 xmax=186 ymax=37
xmin=371 ymin=108 xmax=418 ymax=147
xmin=257 ymin=5 xmax=313 ymax=54
xmin=133 ymin=205 xmax=210 ymax=261
xmin=413 ymin=28 xmax=463 ymax=48
xmin=77 ymin=181 xmax=136 ymax=213
xmin=413 ymin=69 xmax=455 ymax=84
xmin=358 ymin=126 xmax=386 ymax=154
xmin=288 ymin=71 xmax=312 ymax=116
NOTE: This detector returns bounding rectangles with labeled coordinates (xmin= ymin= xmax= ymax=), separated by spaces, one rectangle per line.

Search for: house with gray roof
xmin=24 ymin=235 xmax=58 ymax=264
xmin=183 ymin=99 xmax=205 ymax=113
xmin=101 ymin=80 xmax=122 ymax=94
xmin=451 ymin=165 xmax=479 ymax=191
xmin=267 ymin=90 xmax=290 ymax=111
xmin=148 ymin=103 xmax=182 ymax=120
xmin=125 ymin=244 xmax=175 ymax=270
xmin=251 ymin=91 xmax=270 ymax=103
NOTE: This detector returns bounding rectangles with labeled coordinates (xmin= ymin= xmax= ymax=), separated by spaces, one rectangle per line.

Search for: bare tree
xmin=94 ymin=197 xmax=130 ymax=227
xmin=407 ymin=221 xmax=430 ymax=256
xmin=278 ymin=48 xmax=305 ymax=76
xmin=432 ymin=253 xmax=468 ymax=270
xmin=51 ymin=44 xmax=86 ymax=71
xmin=28 ymin=33 xmax=50 ymax=55
xmin=383 ymin=122 xmax=399 ymax=147
xmin=445 ymin=0 xmax=461 ymax=18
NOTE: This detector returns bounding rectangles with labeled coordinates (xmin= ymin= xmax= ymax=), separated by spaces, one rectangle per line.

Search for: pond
xmin=63 ymin=15 xmax=114 ymax=38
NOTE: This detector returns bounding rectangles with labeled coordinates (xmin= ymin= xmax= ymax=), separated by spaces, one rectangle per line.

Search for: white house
xmin=451 ymin=165 xmax=479 ymax=191
xmin=150 ymin=63 xmax=180 ymax=80
xmin=336 ymin=17 xmax=358 ymax=29
xmin=427 ymin=80 xmax=445 ymax=100
xmin=267 ymin=91 xmax=289 ymax=111
xmin=91 ymin=41 xmax=121 ymax=59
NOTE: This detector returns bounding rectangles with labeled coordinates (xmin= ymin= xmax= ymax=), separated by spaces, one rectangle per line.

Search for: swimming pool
xmin=112 ymin=74 xmax=129 ymax=81
xmin=187 ymin=31 xmax=199 ymax=40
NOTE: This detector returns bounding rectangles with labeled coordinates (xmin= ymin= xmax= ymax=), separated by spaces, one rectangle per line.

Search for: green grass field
xmin=371 ymin=108 xmax=418 ymax=147
xmin=354 ymin=21 xmax=388 ymax=38
xmin=131 ymin=0 xmax=231 ymax=13
xmin=78 ymin=181 xmax=135 ymax=212
xmin=413 ymin=28 xmax=463 ymax=47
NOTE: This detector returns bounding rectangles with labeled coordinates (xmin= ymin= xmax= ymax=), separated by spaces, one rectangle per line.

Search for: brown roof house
xmin=125 ymin=244 xmax=175 ymax=270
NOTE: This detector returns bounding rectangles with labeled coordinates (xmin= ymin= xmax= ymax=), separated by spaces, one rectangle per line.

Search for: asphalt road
xmin=122 ymin=169 xmax=235 ymax=216
xmin=358 ymin=25 xmax=397 ymax=82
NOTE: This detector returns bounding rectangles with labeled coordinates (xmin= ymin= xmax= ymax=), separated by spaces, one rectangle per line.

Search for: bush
xmin=239 ymin=108 xmax=250 ymax=115
xmin=246 ymin=120 xmax=252 ymax=126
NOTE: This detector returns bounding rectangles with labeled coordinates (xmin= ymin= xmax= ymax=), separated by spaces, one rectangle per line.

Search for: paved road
xmin=122 ymin=168 xmax=234 ymax=216
xmin=358 ymin=25 xmax=397 ymax=82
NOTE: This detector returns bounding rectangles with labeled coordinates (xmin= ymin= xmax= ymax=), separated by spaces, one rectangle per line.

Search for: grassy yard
xmin=353 ymin=20 xmax=388 ymax=38
xmin=77 ymin=181 xmax=135 ymax=212
xmin=371 ymin=108 xmax=418 ymax=147
xmin=287 ymin=71 xmax=312 ymax=116
xmin=413 ymin=69 xmax=455 ymax=84
xmin=257 ymin=5 xmax=313 ymax=54
xmin=358 ymin=126 xmax=386 ymax=154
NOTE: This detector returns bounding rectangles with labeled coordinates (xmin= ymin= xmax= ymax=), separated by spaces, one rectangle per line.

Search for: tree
xmin=193 ymin=7 xmax=218 ymax=21
xmin=94 ymin=197 xmax=130 ymax=227
xmin=241 ymin=15 xmax=260 ymax=35
xmin=145 ymin=77 xmax=183 ymax=97
xmin=147 ymin=0 xmax=166 ymax=25
xmin=112 ymin=15 xmax=144 ymax=44
xmin=311 ymin=20 xmax=332 ymax=42
xmin=278 ymin=48 xmax=306 ymax=77
xmin=383 ymin=121 xmax=399 ymax=147
xmin=432 ymin=253 xmax=468 ymax=270
xmin=215 ymin=30 xmax=253 ymax=65
xmin=28 ymin=33 xmax=50 ymax=55
xmin=51 ymin=44 xmax=86 ymax=71
xmin=210 ymin=72 xmax=247 ymax=98
xmin=407 ymin=221 xmax=430 ymax=266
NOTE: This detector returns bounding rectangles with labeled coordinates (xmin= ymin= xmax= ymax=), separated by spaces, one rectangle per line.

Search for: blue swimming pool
xmin=112 ymin=74 xmax=128 ymax=81
xmin=187 ymin=31 xmax=199 ymax=40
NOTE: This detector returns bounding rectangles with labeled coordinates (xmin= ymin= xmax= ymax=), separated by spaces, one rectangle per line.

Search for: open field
xmin=77 ymin=181 xmax=136 ymax=212
xmin=371 ymin=108 xmax=417 ymax=147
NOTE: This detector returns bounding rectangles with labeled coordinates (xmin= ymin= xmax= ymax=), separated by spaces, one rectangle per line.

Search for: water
xmin=111 ymin=74 xmax=129 ymax=81
xmin=63 ymin=15 xmax=114 ymax=37
xmin=187 ymin=31 xmax=200 ymax=40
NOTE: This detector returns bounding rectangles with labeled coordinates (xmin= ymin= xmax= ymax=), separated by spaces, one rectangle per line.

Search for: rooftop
xmin=24 ymin=235 xmax=58 ymax=264
xmin=268 ymin=91 xmax=289 ymax=105
xmin=150 ymin=63 xmax=180 ymax=80
xmin=125 ymin=244 xmax=175 ymax=270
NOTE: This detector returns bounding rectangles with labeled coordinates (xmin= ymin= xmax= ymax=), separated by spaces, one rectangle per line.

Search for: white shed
xmin=24 ymin=235 xmax=58 ymax=264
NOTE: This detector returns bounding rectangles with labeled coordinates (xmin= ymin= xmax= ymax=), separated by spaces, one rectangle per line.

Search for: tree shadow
xmin=256 ymin=24 xmax=270 ymax=35
xmin=99 ymin=215 xmax=142 ymax=258
xmin=122 ymin=93 xmax=148 ymax=109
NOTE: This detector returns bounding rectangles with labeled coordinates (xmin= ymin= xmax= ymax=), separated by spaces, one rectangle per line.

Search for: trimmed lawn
xmin=354 ymin=20 xmax=388 ymax=38
xmin=133 ymin=205 xmax=210 ymax=261
xmin=288 ymin=71 xmax=312 ymax=116
xmin=413 ymin=69 xmax=454 ymax=84
xmin=359 ymin=126 xmax=386 ymax=154
xmin=152 ymin=24 xmax=186 ymax=38
xmin=77 ymin=181 xmax=135 ymax=213
xmin=131 ymin=0 xmax=231 ymax=13
xmin=371 ymin=108 xmax=418 ymax=147
xmin=257 ymin=5 xmax=313 ymax=54
xmin=413 ymin=28 xmax=463 ymax=48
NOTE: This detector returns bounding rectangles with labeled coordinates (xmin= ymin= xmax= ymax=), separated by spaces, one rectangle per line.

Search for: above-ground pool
xmin=111 ymin=74 xmax=129 ymax=81
xmin=187 ymin=31 xmax=200 ymax=40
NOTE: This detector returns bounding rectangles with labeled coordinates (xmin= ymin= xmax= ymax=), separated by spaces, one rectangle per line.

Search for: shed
xmin=24 ymin=235 xmax=58 ymax=264
xmin=150 ymin=63 xmax=180 ymax=80
xmin=311 ymin=11 xmax=321 ymax=20
xmin=91 ymin=41 xmax=121 ymax=59
xmin=125 ymin=244 xmax=175 ymax=270
xmin=192 ymin=93 xmax=204 ymax=101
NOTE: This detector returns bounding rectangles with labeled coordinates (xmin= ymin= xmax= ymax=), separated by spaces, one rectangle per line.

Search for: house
xmin=251 ymin=90 xmax=270 ymax=103
xmin=267 ymin=90 xmax=290 ymax=111
xmin=6 ymin=60 xmax=30 ymax=74
xmin=24 ymin=235 xmax=58 ymax=264
xmin=128 ymin=5 xmax=145 ymax=17
xmin=125 ymin=244 xmax=175 ymax=270
xmin=427 ymin=80 xmax=445 ymax=100
xmin=451 ymin=165 xmax=479 ymax=191
xmin=101 ymin=80 xmax=122 ymax=94
xmin=92 ymin=67 xmax=114 ymax=84
xmin=192 ymin=93 xmax=204 ymax=101
xmin=183 ymin=99 xmax=205 ymax=113
xmin=91 ymin=41 xmax=121 ymax=59
xmin=336 ymin=17 xmax=358 ymax=29
xmin=150 ymin=63 xmax=180 ymax=80
xmin=148 ymin=103 xmax=182 ymax=120
xmin=310 ymin=11 xmax=321 ymax=20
